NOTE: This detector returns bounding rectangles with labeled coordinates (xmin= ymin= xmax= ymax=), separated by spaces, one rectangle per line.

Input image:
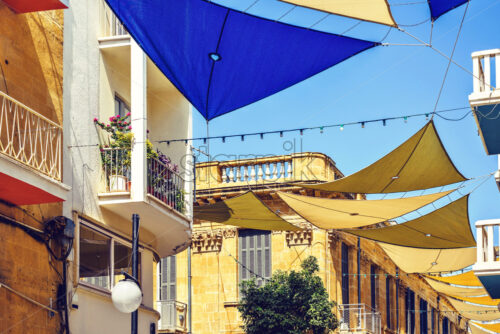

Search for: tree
xmin=238 ymin=256 xmax=338 ymax=334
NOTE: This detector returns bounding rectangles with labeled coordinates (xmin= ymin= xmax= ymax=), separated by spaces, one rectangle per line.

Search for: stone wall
xmin=0 ymin=4 xmax=64 ymax=333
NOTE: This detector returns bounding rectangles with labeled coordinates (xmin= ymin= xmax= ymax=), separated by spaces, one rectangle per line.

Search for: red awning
xmin=0 ymin=172 xmax=63 ymax=205
xmin=3 ymin=0 xmax=67 ymax=13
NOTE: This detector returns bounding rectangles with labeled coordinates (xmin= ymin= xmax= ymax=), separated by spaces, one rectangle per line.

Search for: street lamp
xmin=111 ymin=214 xmax=141 ymax=334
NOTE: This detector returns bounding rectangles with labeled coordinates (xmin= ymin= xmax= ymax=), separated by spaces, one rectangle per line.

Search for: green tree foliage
xmin=238 ymin=256 xmax=338 ymax=334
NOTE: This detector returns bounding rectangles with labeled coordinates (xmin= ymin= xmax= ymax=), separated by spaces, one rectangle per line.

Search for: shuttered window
xmin=420 ymin=299 xmax=428 ymax=334
xmin=406 ymin=288 xmax=415 ymax=334
xmin=386 ymin=276 xmax=392 ymax=329
xmin=442 ymin=317 xmax=449 ymax=334
xmin=341 ymin=243 xmax=350 ymax=305
xmin=159 ymin=256 xmax=176 ymax=301
xmin=239 ymin=229 xmax=271 ymax=286
xmin=371 ymin=265 xmax=378 ymax=309
xmin=431 ymin=308 xmax=435 ymax=334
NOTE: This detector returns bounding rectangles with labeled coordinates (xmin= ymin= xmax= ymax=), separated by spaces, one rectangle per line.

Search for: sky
xmin=186 ymin=0 xmax=500 ymax=228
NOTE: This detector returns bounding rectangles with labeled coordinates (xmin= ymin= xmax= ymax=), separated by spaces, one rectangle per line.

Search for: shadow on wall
xmin=0 ymin=3 xmax=63 ymax=124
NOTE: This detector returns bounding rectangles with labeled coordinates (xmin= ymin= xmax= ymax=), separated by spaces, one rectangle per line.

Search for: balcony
xmin=0 ymin=90 xmax=69 ymax=205
xmin=196 ymin=152 xmax=344 ymax=197
xmin=468 ymin=49 xmax=500 ymax=155
xmin=338 ymin=304 xmax=381 ymax=334
xmin=98 ymin=147 xmax=190 ymax=258
xmin=472 ymin=219 xmax=500 ymax=298
xmin=157 ymin=300 xmax=187 ymax=333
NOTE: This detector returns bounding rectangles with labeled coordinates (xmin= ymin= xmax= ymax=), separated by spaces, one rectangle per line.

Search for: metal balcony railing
xmin=339 ymin=304 xmax=381 ymax=334
xmin=157 ymin=300 xmax=187 ymax=332
xmin=148 ymin=156 xmax=186 ymax=214
xmin=99 ymin=0 xmax=128 ymax=37
xmin=0 ymin=90 xmax=62 ymax=181
xmin=100 ymin=147 xmax=185 ymax=214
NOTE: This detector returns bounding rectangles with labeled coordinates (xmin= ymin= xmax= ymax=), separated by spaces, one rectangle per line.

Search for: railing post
xmin=484 ymin=56 xmax=491 ymax=92
xmin=487 ymin=225 xmax=494 ymax=263
xmin=472 ymin=56 xmax=481 ymax=93
xmin=476 ymin=225 xmax=484 ymax=263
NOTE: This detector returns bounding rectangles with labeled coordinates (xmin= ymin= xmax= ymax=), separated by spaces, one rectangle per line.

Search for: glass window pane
xmin=79 ymin=225 xmax=111 ymax=289
xmin=114 ymin=241 xmax=141 ymax=286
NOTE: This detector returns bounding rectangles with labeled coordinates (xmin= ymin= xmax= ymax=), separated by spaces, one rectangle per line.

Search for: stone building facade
xmin=167 ymin=153 xmax=468 ymax=334
xmin=0 ymin=3 xmax=67 ymax=333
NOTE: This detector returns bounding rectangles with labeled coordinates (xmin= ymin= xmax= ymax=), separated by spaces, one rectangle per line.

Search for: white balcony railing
xmin=471 ymin=49 xmax=500 ymax=95
xmin=475 ymin=219 xmax=500 ymax=268
xmin=339 ymin=304 xmax=381 ymax=334
xmin=157 ymin=300 xmax=187 ymax=332
xmin=221 ymin=158 xmax=293 ymax=184
xmin=0 ymin=90 xmax=62 ymax=181
xmin=100 ymin=148 xmax=186 ymax=214
xmin=99 ymin=0 xmax=128 ymax=37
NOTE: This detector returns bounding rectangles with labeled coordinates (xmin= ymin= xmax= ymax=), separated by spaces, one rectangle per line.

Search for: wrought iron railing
xmin=339 ymin=304 xmax=381 ymax=334
xmin=0 ymin=90 xmax=62 ymax=181
xmin=99 ymin=147 xmax=185 ymax=214
xmin=148 ymin=156 xmax=186 ymax=214
xmin=100 ymin=147 xmax=131 ymax=192
xmin=99 ymin=0 xmax=128 ymax=37
xmin=157 ymin=300 xmax=187 ymax=332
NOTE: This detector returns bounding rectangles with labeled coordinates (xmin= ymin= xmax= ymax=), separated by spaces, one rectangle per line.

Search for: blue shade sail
xmin=105 ymin=0 xmax=378 ymax=121
xmin=428 ymin=0 xmax=469 ymax=21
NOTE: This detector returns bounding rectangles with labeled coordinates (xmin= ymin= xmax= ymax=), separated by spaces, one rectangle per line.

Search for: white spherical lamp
xmin=111 ymin=279 xmax=142 ymax=313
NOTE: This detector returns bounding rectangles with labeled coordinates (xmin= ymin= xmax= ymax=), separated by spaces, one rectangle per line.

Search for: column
xmin=131 ymin=40 xmax=147 ymax=202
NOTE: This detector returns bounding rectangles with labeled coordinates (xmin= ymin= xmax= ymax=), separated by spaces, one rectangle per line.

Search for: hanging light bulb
xmin=184 ymin=140 xmax=188 ymax=146
xmin=320 ymin=127 xmax=324 ymax=134
xmin=426 ymin=113 xmax=429 ymax=120
xmin=203 ymin=138 xmax=207 ymax=144
xmin=340 ymin=124 xmax=344 ymax=131
xmin=241 ymin=135 xmax=245 ymax=141
xmin=404 ymin=116 xmax=408 ymax=123
xmin=300 ymin=129 xmax=304 ymax=136
xmin=361 ymin=122 xmax=365 ymax=129
xmin=280 ymin=131 xmax=283 ymax=138
xmin=166 ymin=141 xmax=170 ymax=146
xmin=382 ymin=119 xmax=387 ymax=126
xmin=260 ymin=133 xmax=264 ymax=139
xmin=222 ymin=137 xmax=226 ymax=143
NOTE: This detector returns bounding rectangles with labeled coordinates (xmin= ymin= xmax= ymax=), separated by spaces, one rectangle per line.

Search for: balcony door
xmin=160 ymin=256 xmax=176 ymax=301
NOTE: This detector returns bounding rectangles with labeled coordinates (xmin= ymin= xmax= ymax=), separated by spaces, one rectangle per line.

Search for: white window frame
xmin=78 ymin=218 xmax=143 ymax=292
xmin=157 ymin=256 xmax=177 ymax=302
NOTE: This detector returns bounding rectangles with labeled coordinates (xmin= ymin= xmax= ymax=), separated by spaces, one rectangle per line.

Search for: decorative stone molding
xmin=222 ymin=228 xmax=237 ymax=238
xmin=192 ymin=230 xmax=223 ymax=253
xmin=286 ymin=228 xmax=313 ymax=246
xmin=328 ymin=231 xmax=340 ymax=246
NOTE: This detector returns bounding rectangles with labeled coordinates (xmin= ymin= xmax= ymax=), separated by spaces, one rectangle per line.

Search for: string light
xmin=241 ymin=135 xmax=245 ymax=141
xmin=158 ymin=107 xmax=471 ymax=144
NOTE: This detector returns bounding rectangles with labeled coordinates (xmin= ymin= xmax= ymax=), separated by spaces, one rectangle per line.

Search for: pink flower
xmin=128 ymin=126 xmax=132 ymax=130
xmin=93 ymin=117 xmax=98 ymax=122
xmin=126 ymin=112 xmax=131 ymax=117
xmin=118 ymin=120 xmax=122 ymax=124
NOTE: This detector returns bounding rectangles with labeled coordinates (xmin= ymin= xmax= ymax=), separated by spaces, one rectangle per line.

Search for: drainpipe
xmin=131 ymin=214 xmax=140 ymax=334
xmin=396 ymin=267 xmax=400 ymax=334
xmin=188 ymin=153 xmax=196 ymax=334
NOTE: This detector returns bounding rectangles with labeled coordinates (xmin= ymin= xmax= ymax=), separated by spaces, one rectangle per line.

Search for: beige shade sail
xmin=445 ymin=297 xmax=500 ymax=322
xmin=425 ymin=271 xmax=483 ymax=287
xmin=471 ymin=322 xmax=500 ymax=333
xmin=298 ymin=122 xmax=467 ymax=194
xmin=343 ymin=196 xmax=475 ymax=249
xmin=278 ymin=0 xmax=397 ymax=27
xmin=277 ymin=189 xmax=453 ymax=229
xmin=193 ymin=191 xmax=301 ymax=231
xmin=424 ymin=278 xmax=486 ymax=297
xmin=450 ymin=295 xmax=500 ymax=307
xmin=378 ymin=243 xmax=476 ymax=273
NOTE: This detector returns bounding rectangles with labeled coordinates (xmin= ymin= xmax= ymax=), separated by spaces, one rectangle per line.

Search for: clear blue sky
xmin=188 ymin=0 xmax=500 ymax=227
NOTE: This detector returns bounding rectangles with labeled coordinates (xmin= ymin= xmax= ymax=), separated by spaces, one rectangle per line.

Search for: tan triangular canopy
xmin=194 ymin=191 xmax=300 ymax=231
xmin=450 ymin=295 xmax=500 ymax=307
xmin=378 ymin=243 xmax=476 ymax=273
xmin=445 ymin=297 xmax=500 ymax=321
xmin=277 ymin=189 xmax=453 ymax=229
xmin=298 ymin=122 xmax=467 ymax=193
xmin=278 ymin=0 xmax=397 ymax=26
xmin=343 ymin=196 xmax=475 ymax=248
xmin=424 ymin=277 xmax=486 ymax=297
xmin=425 ymin=271 xmax=483 ymax=287
xmin=471 ymin=322 xmax=500 ymax=333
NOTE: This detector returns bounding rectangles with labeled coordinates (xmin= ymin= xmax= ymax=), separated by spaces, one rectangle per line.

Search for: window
xmin=442 ymin=317 xmax=449 ymax=334
xmin=239 ymin=229 xmax=271 ymax=287
xmin=79 ymin=220 xmax=141 ymax=290
xmin=431 ymin=307 xmax=435 ymax=334
xmin=159 ymin=256 xmax=176 ymax=301
xmin=114 ymin=95 xmax=130 ymax=117
xmin=386 ymin=276 xmax=392 ymax=329
xmin=341 ymin=243 xmax=349 ymax=305
xmin=370 ymin=265 xmax=378 ymax=309
xmin=420 ymin=299 xmax=428 ymax=334
xmin=405 ymin=288 xmax=415 ymax=334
